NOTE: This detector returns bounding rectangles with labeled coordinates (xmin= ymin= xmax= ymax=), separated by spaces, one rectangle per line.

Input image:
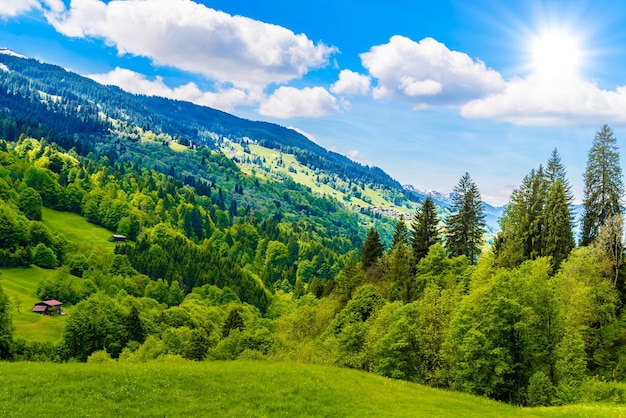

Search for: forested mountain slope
xmin=0 ymin=51 xmax=402 ymax=191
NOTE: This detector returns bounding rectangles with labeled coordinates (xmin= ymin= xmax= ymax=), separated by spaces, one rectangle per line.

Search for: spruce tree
xmin=445 ymin=173 xmax=486 ymax=263
xmin=495 ymin=151 xmax=575 ymax=269
xmin=410 ymin=197 xmax=440 ymax=263
xmin=581 ymin=124 xmax=624 ymax=246
xmin=544 ymin=179 xmax=575 ymax=270
xmin=546 ymin=148 xmax=573 ymax=200
xmin=360 ymin=227 xmax=385 ymax=270
xmin=391 ymin=216 xmax=410 ymax=249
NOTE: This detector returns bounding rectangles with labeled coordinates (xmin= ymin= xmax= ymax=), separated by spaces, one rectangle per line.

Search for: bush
xmin=87 ymin=350 xmax=114 ymax=363
xmin=580 ymin=379 xmax=626 ymax=404
xmin=32 ymin=243 xmax=57 ymax=269
xmin=527 ymin=371 xmax=553 ymax=406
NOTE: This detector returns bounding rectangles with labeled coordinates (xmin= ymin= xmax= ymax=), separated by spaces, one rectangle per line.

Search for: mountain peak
xmin=0 ymin=47 xmax=27 ymax=59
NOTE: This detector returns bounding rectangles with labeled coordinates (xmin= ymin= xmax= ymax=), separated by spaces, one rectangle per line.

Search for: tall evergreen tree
xmin=445 ymin=173 xmax=486 ymax=263
xmin=544 ymin=179 xmax=576 ymax=270
xmin=545 ymin=148 xmax=573 ymax=199
xmin=410 ymin=197 xmax=440 ymax=263
xmin=581 ymin=124 xmax=624 ymax=246
xmin=361 ymin=227 xmax=385 ymax=270
xmin=391 ymin=216 xmax=410 ymax=249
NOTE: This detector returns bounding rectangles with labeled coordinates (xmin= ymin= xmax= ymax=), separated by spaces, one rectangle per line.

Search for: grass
xmin=0 ymin=208 xmax=116 ymax=342
xmin=41 ymin=207 xmax=116 ymax=250
xmin=222 ymin=141 xmax=418 ymax=218
xmin=0 ymin=360 xmax=624 ymax=417
xmin=0 ymin=266 xmax=67 ymax=342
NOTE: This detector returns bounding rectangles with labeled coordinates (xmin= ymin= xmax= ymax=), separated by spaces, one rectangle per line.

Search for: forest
xmin=0 ymin=122 xmax=625 ymax=408
xmin=2 ymin=52 xmax=626 ymax=408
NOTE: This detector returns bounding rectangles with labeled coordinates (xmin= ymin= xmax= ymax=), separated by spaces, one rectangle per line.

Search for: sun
xmin=531 ymin=30 xmax=581 ymax=77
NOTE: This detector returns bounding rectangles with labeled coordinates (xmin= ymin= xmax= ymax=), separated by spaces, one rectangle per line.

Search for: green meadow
xmin=41 ymin=207 xmax=117 ymax=250
xmin=0 ymin=360 xmax=624 ymax=417
xmin=0 ymin=208 xmax=116 ymax=342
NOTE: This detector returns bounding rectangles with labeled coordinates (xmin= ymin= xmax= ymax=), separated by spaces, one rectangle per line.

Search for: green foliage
xmin=329 ymin=285 xmax=384 ymax=336
xmin=0 ymin=285 xmax=14 ymax=359
xmin=445 ymin=173 xmax=486 ymax=263
xmin=17 ymin=187 xmax=42 ymax=221
xmin=32 ymin=243 xmax=57 ymax=269
xmin=527 ymin=371 xmax=554 ymax=406
xmin=360 ymin=227 xmax=385 ymax=270
xmin=391 ymin=216 xmax=410 ymax=249
xmin=222 ymin=308 xmax=245 ymax=338
xmin=410 ymin=196 xmax=440 ymax=264
xmin=495 ymin=151 xmax=575 ymax=270
xmin=62 ymin=293 xmax=129 ymax=361
xmin=581 ymin=125 xmax=624 ymax=246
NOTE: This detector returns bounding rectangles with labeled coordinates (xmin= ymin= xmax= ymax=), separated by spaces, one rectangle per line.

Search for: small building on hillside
xmin=32 ymin=300 xmax=64 ymax=315
xmin=112 ymin=234 xmax=127 ymax=242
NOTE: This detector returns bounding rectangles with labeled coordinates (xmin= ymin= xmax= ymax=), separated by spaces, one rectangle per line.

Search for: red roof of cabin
xmin=32 ymin=305 xmax=47 ymax=312
xmin=42 ymin=300 xmax=63 ymax=306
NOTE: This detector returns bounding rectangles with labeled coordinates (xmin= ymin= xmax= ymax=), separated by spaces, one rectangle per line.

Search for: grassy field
xmin=0 ymin=360 xmax=624 ymax=417
xmin=41 ymin=207 xmax=116 ymax=250
xmin=222 ymin=141 xmax=417 ymax=213
xmin=0 ymin=266 xmax=66 ymax=342
xmin=0 ymin=208 xmax=115 ymax=342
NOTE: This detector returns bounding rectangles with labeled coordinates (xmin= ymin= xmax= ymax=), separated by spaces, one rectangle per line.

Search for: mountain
xmin=0 ymin=50 xmax=402 ymax=190
xmin=0 ymin=49 xmax=503 ymax=236
xmin=403 ymin=184 xmax=504 ymax=234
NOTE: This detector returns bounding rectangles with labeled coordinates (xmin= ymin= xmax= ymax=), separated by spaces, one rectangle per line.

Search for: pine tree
xmin=222 ymin=308 xmax=245 ymax=338
xmin=544 ymin=179 xmax=575 ymax=270
xmin=581 ymin=125 xmax=624 ymax=246
xmin=410 ymin=197 xmax=440 ymax=263
xmin=445 ymin=173 xmax=486 ymax=263
xmin=391 ymin=216 xmax=410 ymax=249
xmin=360 ymin=227 xmax=385 ymax=270
xmin=545 ymin=148 xmax=573 ymax=200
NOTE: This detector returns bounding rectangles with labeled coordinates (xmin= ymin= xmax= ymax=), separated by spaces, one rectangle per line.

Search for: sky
xmin=2 ymin=1 xmax=626 ymax=205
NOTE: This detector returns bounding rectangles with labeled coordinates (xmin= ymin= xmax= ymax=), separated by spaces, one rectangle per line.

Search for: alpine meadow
xmin=3 ymin=1 xmax=626 ymax=416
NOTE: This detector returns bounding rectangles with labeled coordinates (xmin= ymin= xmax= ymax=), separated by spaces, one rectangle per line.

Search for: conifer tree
xmin=445 ymin=173 xmax=486 ymax=263
xmin=360 ymin=227 xmax=385 ymax=270
xmin=391 ymin=216 xmax=410 ymax=249
xmin=410 ymin=197 xmax=440 ymax=263
xmin=546 ymin=148 xmax=573 ymax=200
xmin=581 ymin=125 xmax=624 ymax=246
xmin=544 ymin=179 xmax=576 ymax=270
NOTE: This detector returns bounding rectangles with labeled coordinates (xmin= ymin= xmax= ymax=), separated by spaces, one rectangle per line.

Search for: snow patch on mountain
xmin=0 ymin=48 xmax=27 ymax=59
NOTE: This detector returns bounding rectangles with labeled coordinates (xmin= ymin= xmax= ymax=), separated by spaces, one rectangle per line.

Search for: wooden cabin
xmin=32 ymin=300 xmax=64 ymax=315
xmin=112 ymin=234 xmax=127 ymax=242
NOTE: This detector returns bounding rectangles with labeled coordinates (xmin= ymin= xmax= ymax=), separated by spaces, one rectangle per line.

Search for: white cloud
xmin=258 ymin=86 xmax=339 ymax=119
xmin=360 ymin=35 xmax=505 ymax=107
xmin=0 ymin=0 xmax=40 ymax=18
xmin=44 ymin=0 xmax=337 ymax=91
xmin=347 ymin=150 xmax=366 ymax=162
xmin=461 ymin=73 xmax=626 ymax=126
xmin=87 ymin=67 xmax=251 ymax=112
xmin=288 ymin=126 xmax=319 ymax=143
xmin=331 ymin=69 xmax=371 ymax=95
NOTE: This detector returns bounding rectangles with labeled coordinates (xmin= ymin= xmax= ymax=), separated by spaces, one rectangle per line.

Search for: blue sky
xmin=2 ymin=1 xmax=626 ymax=205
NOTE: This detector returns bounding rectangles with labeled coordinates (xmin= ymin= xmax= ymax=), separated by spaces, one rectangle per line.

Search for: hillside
xmin=0 ymin=49 xmax=501 ymax=236
xmin=1 ymin=360 xmax=624 ymax=417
